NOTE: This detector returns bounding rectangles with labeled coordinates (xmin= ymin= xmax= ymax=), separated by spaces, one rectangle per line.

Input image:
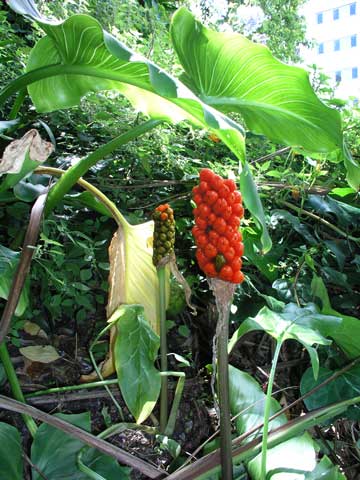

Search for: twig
xmin=278 ymin=199 xmax=360 ymax=243
xmin=250 ymin=147 xmax=291 ymax=165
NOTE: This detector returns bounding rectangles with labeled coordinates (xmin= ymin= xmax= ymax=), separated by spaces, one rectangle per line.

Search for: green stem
xmin=9 ymin=89 xmax=26 ymax=120
xmin=217 ymin=311 xmax=233 ymax=480
xmin=36 ymin=166 xmax=126 ymax=226
xmin=89 ymin=323 xmax=124 ymax=420
xmin=158 ymin=266 xmax=168 ymax=433
xmin=0 ymin=342 xmax=37 ymax=436
xmin=165 ymin=372 xmax=185 ymax=437
xmin=260 ymin=339 xmax=283 ymax=479
xmin=44 ymin=119 xmax=162 ymax=216
xmin=25 ymin=379 xmax=118 ymax=398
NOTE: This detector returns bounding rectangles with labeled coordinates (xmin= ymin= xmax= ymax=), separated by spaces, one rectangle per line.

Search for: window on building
xmin=333 ymin=8 xmax=339 ymax=20
xmin=351 ymin=34 xmax=357 ymax=47
xmin=334 ymin=39 xmax=340 ymax=51
xmin=353 ymin=67 xmax=359 ymax=79
xmin=350 ymin=3 xmax=356 ymax=15
xmin=335 ymin=71 xmax=342 ymax=82
xmin=318 ymin=43 xmax=324 ymax=54
xmin=317 ymin=12 xmax=323 ymax=24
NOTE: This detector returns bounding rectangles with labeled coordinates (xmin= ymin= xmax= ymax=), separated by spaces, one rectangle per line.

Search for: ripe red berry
xmin=203 ymin=262 xmax=217 ymax=277
xmin=223 ymin=247 xmax=235 ymax=262
xmin=199 ymin=181 xmax=209 ymax=193
xmin=204 ymin=190 xmax=218 ymax=205
xmin=199 ymin=204 xmax=211 ymax=218
xmin=231 ymin=257 xmax=242 ymax=272
xmin=218 ymin=185 xmax=230 ymax=198
xmin=213 ymin=217 xmax=227 ymax=234
xmin=196 ymin=234 xmax=208 ymax=248
xmin=200 ymin=168 xmax=215 ymax=183
xmin=195 ymin=217 xmax=208 ymax=230
xmin=233 ymin=191 xmax=242 ymax=203
xmin=217 ymin=236 xmax=230 ymax=253
xmin=193 ymin=194 xmax=203 ymax=205
xmin=232 ymin=270 xmax=245 ymax=284
xmin=196 ymin=249 xmax=207 ymax=267
xmin=224 ymin=179 xmax=236 ymax=192
xmin=209 ymin=230 xmax=219 ymax=243
xmin=219 ymin=265 xmax=233 ymax=281
xmin=204 ymin=243 xmax=217 ymax=259
xmin=232 ymin=203 xmax=244 ymax=217
xmin=233 ymin=242 xmax=244 ymax=256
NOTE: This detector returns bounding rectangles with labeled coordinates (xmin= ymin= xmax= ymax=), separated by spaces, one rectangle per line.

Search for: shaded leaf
xmin=301 ymin=365 xmax=360 ymax=420
xmin=311 ymin=274 xmax=360 ymax=359
xmin=111 ymin=305 xmax=161 ymax=424
xmin=0 ymin=422 xmax=23 ymax=480
xmin=0 ymin=244 xmax=29 ymax=316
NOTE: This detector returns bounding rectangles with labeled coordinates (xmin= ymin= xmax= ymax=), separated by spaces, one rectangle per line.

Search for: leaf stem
xmin=260 ymin=338 xmax=283 ymax=478
xmin=158 ymin=266 xmax=168 ymax=433
xmin=0 ymin=342 xmax=37 ymax=436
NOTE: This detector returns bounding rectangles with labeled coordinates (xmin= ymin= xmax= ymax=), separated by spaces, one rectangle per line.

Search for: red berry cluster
xmin=192 ymin=169 xmax=245 ymax=284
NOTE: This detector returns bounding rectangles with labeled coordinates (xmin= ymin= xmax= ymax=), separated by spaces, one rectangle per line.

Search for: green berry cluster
xmin=152 ymin=204 xmax=175 ymax=266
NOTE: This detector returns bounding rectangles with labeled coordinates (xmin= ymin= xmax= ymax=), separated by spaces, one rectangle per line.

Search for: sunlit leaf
xmin=110 ymin=305 xmax=161 ymax=424
xmin=229 ymin=303 xmax=333 ymax=378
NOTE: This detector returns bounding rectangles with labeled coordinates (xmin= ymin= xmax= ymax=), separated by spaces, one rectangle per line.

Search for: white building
xmin=301 ymin=0 xmax=360 ymax=99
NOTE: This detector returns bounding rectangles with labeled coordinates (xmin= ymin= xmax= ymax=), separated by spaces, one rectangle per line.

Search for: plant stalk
xmin=158 ymin=266 xmax=168 ymax=433
xmin=260 ymin=338 xmax=283 ymax=479
xmin=217 ymin=310 xmax=233 ymax=480
xmin=0 ymin=342 xmax=37 ymax=436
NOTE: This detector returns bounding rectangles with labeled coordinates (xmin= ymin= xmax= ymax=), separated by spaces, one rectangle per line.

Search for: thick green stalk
xmin=0 ymin=342 xmax=37 ymax=436
xmin=260 ymin=339 xmax=283 ymax=479
xmin=217 ymin=313 xmax=233 ymax=480
xmin=158 ymin=266 xmax=168 ymax=433
xmin=45 ymin=119 xmax=162 ymax=216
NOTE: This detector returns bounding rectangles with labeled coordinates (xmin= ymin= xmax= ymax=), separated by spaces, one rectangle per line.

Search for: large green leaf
xmin=110 ymin=305 xmax=161 ymax=424
xmin=170 ymin=8 xmax=360 ymax=189
xmin=229 ymin=303 xmax=334 ymax=379
xmin=0 ymin=244 xmax=29 ymax=316
xmin=301 ymin=365 xmax=360 ymax=420
xmin=8 ymin=1 xmax=245 ymax=162
xmin=171 ymin=8 xmax=342 ymax=154
xmin=0 ymin=422 xmax=23 ymax=480
xmin=229 ymin=366 xmax=317 ymax=479
xmin=304 ymin=456 xmax=345 ymax=480
xmin=31 ymin=412 xmax=90 ymax=480
xmin=7 ymin=1 xmax=273 ymax=252
xmin=31 ymin=412 xmax=130 ymax=479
